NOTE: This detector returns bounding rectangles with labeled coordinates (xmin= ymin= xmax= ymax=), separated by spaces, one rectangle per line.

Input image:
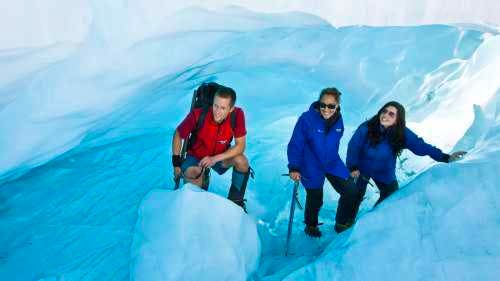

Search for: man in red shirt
xmin=172 ymin=86 xmax=250 ymax=211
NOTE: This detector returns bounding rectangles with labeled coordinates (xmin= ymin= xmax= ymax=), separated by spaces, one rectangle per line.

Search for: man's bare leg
xmin=183 ymin=166 xmax=204 ymax=187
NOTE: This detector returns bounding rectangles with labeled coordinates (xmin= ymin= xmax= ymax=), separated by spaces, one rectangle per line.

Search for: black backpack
xmin=187 ymin=82 xmax=237 ymax=149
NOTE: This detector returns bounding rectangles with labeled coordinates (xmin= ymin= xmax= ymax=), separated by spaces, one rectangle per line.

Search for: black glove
xmin=172 ymin=155 xmax=182 ymax=167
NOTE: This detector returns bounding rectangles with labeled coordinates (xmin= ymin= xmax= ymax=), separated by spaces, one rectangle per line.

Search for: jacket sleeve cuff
xmin=441 ymin=153 xmax=450 ymax=163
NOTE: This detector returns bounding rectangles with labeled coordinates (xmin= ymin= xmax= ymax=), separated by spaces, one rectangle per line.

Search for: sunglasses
xmin=319 ymin=102 xmax=337 ymax=110
xmin=382 ymin=108 xmax=397 ymax=118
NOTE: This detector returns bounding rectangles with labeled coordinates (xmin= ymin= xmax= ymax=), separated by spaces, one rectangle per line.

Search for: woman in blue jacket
xmin=347 ymin=101 xmax=466 ymax=208
xmin=288 ymin=88 xmax=359 ymax=237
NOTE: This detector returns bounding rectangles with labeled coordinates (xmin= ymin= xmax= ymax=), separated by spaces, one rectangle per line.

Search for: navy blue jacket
xmin=346 ymin=122 xmax=449 ymax=184
xmin=287 ymin=102 xmax=349 ymax=189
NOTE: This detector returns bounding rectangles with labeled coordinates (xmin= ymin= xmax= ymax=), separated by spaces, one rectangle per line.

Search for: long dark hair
xmin=367 ymin=101 xmax=406 ymax=156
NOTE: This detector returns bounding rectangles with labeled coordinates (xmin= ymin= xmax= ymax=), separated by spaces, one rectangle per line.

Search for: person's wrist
xmin=442 ymin=153 xmax=451 ymax=163
xmin=211 ymin=155 xmax=221 ymax=163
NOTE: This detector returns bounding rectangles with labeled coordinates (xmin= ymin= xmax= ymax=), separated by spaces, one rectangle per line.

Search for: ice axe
xmin=282 ymin=173 xmax=305 ymax=256
xmin=285 ymin=180 xmax=300 ymax=256
xmin=281 ymin=173 xmax=303 ymax=210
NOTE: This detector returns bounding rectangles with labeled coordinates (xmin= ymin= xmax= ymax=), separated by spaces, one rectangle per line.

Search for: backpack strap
xmin=198 ymin=107 xmax=209 ymax=132
xmin=230 ymin=110 xmax=237 ymax=132
xmin=187 ymin=107 xmax=209 ymax=150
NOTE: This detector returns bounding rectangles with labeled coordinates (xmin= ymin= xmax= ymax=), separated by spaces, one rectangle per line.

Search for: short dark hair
xmin=319 ymin=87 xmax=341 ymax=102
xmin=214 ymin=86 xmax=236 ymax=107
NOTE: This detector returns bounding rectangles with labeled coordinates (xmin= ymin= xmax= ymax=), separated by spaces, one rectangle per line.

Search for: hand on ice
xmin=448 ymin=151 xmax=467 ymax=162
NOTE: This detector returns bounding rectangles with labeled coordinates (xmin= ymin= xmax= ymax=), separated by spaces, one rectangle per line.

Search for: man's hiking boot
xmin=231 ymin=198 xmax=248 ymax=213
xmin=228 ymin=167 xmax=253 ymax=213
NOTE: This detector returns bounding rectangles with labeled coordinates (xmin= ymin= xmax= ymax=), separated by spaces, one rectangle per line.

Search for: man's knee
xmin=232 ymin=154 xmax=249 ymax=172
xmin=184 ymin=166 xmax=203 ymax=186
xmin=185 ymin=166 xmax=201 ymax=177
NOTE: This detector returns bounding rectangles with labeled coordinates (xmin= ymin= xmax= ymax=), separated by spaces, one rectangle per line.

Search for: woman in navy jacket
xmin=288 ymin=88 xmax=359 ymax=237
xmin=347 ymin=101 xmax=466 ymax=208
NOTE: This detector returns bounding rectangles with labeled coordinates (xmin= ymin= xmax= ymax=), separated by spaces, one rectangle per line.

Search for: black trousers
xmin=354 ymin=177 xmax=399 ymax=209
xmin=304 ymin=174 xmax=360 ymax=227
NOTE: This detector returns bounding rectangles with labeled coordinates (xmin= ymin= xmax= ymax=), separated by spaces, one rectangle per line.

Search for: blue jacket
xmin=346 ymin=122 xmax=449 ymax=184
xmin=287 ymin=102 xmax=349 ymax=189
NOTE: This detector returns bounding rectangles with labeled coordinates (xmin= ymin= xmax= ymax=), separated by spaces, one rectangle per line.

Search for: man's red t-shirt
xmin=177 ymin=107 xmax=246 ymax=159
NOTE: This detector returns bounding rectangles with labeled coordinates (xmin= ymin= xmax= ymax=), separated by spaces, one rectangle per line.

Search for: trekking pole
xmin=174 ymin=88 xmax=199 ymax=190
xmin=285 ymin=180 xmax=300 ymax=256
xmin=173 ymin=143 xmax=188 ymax=190
xmin=174 ymin=174 xmax=182 ymax=189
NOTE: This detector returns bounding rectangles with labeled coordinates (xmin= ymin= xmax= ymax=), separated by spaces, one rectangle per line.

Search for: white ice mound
xmin=130 ymin=183 xmax=261 ymax=281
